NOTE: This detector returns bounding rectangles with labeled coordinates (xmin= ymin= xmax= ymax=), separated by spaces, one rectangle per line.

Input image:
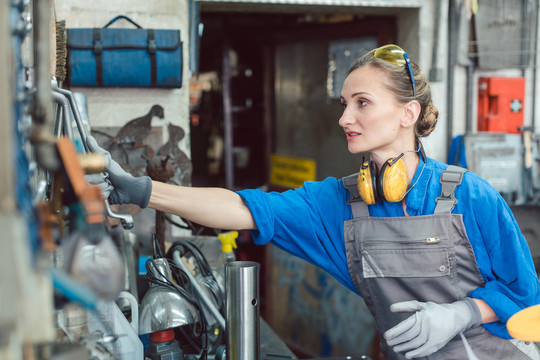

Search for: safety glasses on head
xmin=370 ymin=44 xmax=416 ymax=99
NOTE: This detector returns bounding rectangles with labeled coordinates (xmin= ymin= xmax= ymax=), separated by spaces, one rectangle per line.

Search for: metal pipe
xmin=532 ymin=0 xmax=539 ymax=131
xmin=225 ymin=261 xmax=260 ymax=360
xmin=53 ymin=85 xmax=90 ymax=152
xmin=466 ymin=64 xmax=474 ymax=133
xmin=52 ymin=92 xmax=74 ymax=139
xmin=172 ymin=250 xmax=226 ymax=330
xmin=447 ymin=0 xmax=459 ymax=153
xmin=429 ymin=0 xmax=442 ymax=82
xmin=222 ymin=40 xmax=234 ymax=190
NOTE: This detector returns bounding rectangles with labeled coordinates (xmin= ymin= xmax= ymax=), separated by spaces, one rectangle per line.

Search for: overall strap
xmin=434 ymin=165 xmax=467 ymax=214
xmin=342 ymin=173 xmax=369 ymax=218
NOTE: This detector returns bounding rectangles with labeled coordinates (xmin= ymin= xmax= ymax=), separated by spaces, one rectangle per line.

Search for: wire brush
xmin=55 ymin=20 xmax=67 ymax=85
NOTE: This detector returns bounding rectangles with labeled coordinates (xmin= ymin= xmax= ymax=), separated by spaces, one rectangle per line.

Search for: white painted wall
xmin=55 ymin=0 xmax=192 ymax=239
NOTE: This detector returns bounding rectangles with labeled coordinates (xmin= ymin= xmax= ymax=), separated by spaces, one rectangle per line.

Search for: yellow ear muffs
xmin=378 ymin=157 xmax=408 ymax=202
xmin=357 ymin=156 xmax=408 ymax=204
xmin=357 ymin=158 xmax=380 ymax=205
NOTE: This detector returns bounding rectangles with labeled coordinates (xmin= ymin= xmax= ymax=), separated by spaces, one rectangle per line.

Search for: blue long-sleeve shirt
xmin=237 ymin=156 xmax=540 ymax=339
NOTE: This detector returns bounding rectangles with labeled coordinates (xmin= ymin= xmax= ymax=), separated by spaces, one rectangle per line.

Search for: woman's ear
xmin=402 ymin=100 xmax=421 ymax=128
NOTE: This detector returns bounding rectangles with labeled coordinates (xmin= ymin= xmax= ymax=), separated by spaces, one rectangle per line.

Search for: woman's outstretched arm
xmin=149 ymin=181 xmax=257 ymax=231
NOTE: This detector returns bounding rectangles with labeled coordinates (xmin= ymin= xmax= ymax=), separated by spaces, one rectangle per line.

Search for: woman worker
xmin=87 ymin=44 xmax=540 ymax=359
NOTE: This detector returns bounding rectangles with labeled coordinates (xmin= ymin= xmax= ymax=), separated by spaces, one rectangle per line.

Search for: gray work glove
xmin=85 ymin=172 xmax=114 ymax=200
xmin=384 ymin=298 xmax=482 ymax=359
xmin=86 ymin=135 xmax=152 ymax=208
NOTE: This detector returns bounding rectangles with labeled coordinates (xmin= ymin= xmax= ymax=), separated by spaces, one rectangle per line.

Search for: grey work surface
xmin=261 ymin=317 xmax=298 ymax=359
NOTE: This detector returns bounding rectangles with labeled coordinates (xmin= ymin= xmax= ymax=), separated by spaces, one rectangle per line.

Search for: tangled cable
xmin=166 ymin=239 xmax=224 ymax=309
xmin=146 ymin=233 xmax=210 ymax=359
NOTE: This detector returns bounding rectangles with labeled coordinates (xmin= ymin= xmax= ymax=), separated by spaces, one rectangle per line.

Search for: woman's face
xmin=339 ymin=65 xmax=409 ymax=157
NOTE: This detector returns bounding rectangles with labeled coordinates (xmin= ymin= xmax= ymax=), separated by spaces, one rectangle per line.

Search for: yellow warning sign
xmin=270 ymin=154 xmax=316 ymax=188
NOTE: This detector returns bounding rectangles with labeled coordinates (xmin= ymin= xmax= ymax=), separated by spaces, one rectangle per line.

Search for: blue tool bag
xmin=67 ymin=15 xmax=183 ymax=88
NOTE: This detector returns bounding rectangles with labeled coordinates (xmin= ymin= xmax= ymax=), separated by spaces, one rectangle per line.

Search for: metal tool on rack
xmin=172 ymin=250 xmax=226 ymax=331
xmin=52 ymin=81 xmax=134 ymax=230
xmin=55 ymin=138 xmax=126 ymax=301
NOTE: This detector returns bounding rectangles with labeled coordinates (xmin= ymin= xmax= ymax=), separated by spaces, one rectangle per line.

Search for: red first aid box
xmin=478 ymin=77 xmax=525 ymax=134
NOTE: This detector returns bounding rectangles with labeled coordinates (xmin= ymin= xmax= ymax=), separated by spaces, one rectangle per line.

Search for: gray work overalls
xmin=342 ymin=166 xmax=540 ymax=360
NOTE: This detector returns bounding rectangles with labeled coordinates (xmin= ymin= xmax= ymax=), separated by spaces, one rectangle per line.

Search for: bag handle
xmin=103 ymin=15 xmax=142 ymax=29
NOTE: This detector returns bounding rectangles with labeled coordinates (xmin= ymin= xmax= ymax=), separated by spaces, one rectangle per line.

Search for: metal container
xmin=139 ymin=258 xmax=199 ymax=335
xmin=225 ymin=261 xmax=260 ymax=360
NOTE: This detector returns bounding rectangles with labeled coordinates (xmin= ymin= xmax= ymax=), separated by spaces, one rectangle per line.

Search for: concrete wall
xmin=55 ymin=0 xmax=191 ymax=240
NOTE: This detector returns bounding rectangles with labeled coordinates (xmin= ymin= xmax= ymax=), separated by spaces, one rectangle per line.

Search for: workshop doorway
xmin=190 ymin=9 xmax=398 ymax=359
xmin=190 ymin=11 xmax=395 ymax=190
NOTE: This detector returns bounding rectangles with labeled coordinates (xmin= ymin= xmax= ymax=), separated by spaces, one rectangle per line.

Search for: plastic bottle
xmin=114 ymin=291 xmax=143 ymax=360
xmin=216 ymin=231 xmax=238 ymax=276
xmin=144 ymin=329 xmax=184 ymax=360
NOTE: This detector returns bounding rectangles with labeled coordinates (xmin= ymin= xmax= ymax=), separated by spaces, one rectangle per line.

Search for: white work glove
xmin=86 ymin=135 xmax=152 ymax=208
xmin=383 ymin=298 xmax=482 ymax=359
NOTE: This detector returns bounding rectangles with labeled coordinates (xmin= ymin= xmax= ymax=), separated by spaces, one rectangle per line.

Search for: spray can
xmin=216 ymin=231 xmax=238 ymax=276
